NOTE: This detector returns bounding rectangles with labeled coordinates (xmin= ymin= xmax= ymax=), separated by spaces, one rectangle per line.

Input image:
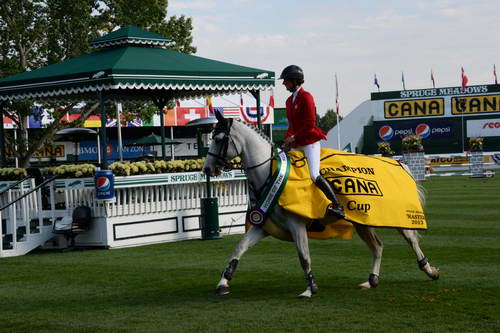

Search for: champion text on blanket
xmin=203 ymin=110 xmax=439 ymax=298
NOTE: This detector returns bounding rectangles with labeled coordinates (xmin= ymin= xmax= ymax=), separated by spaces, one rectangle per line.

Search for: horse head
xmin=203 ymin=110 xmax=240 ymax=177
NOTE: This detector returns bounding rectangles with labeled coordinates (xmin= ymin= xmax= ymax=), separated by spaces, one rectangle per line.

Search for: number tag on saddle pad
xmin=247 ymin=149 xmax=290 ymax=226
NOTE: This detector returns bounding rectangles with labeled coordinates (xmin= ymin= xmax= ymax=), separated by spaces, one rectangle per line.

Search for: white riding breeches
xmin=291 ymin=141 xmax=321 ymax=180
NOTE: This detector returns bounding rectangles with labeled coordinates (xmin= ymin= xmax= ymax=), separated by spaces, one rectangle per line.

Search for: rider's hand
xmin=281 ymin=136 xmax=295 ymax=151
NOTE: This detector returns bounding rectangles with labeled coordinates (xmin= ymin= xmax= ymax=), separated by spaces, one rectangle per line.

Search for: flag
xmin=401 ymin=71 xmax=406 ymax=90
xmin=374 ymin=74 xmax=380 ymax=91
xmin=461 ymin=66 xmax=468 ymax=88
xmin=269 ymin=89 xmax=275 ymax=109
xmin=239 ymin=93 xmax=245 ymax=115
xmin=165 ymin=107 xmax=177 ymax=126
xmin=335 ymin=73 xmax=340 ymax=116
xmin=176 ymin=100 xmax=181 ymax=108
xmin=494 ymin=64 xmax=498 ymax=85
xmin=206 ymin=96 xmax=214 ymax=114
xmin=106 ymin=119 xmax=117 ymax=127
xmin=126 ymin=119 xmax=143 ymax=127
xmin=431 ymin=69 xmax=436 ymax=88
xmin=176 ymin=107 xmax=207 ymax=126
xmin=222 ymin=107 xmax=242 ymax=118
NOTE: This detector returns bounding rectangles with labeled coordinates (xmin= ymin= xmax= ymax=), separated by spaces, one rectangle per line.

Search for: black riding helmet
xmin=279 ymin=65 xmax=304 ymax=80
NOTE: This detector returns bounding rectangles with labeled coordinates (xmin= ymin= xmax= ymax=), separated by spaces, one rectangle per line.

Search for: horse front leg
xmin=215 ymin=225 xmax=268 ymax=295
xmin=355 ymin=225 xmax=383 ymax=289
xmin=288 ymin=218 xmax=318 ymax=298
xmin=398 ymin=229 xmax=440 ymax=280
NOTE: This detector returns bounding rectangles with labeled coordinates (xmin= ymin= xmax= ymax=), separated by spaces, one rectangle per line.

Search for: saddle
xmin=272 ymin=149 xmax=427 ymax=240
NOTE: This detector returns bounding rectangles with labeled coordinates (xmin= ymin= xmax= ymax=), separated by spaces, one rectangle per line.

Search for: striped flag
xmin=431 ymin=69 xmax=436 ymax=88
xmin=269 ymin=89 xmax=275 ymax=109
xmin=401 ymin=71 xmax=406 ymax=90
xmin=461 ymin=66 xmax=468 ymax=88
xmin=222 ymin=106 xmax=242 ymax=118
xmin=494 ymin=64 xmax=498 ymax=85
xmin=206 ymin=96 xmax=214 ymax=114
xmin=374 ymin=73 xmax=380 ymax=91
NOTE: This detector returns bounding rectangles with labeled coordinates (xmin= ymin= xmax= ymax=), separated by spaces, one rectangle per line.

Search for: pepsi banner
xmin=377 ymin=121 xmax=454 ymax=141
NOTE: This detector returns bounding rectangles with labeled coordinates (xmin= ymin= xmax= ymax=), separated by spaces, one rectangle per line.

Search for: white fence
xmin=1 ymin=171 xmax=249 ymax=257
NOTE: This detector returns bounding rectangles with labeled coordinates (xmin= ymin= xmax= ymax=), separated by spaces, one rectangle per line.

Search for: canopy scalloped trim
xmin=90 ymin=37 xmax=172 ymax=49
xmin=0 ymin=82 xmax=273 ymax=102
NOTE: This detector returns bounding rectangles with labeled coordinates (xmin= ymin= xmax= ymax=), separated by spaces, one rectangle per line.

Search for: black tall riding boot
xmin=315 ymin=176 xmax=345 ymax=219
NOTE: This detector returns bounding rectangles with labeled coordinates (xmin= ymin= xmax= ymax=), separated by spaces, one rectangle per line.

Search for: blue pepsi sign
xmin=95 ymin=170 xmax=115 ymax=200
xmin=377 ymin=121 xmax=453 ymax=141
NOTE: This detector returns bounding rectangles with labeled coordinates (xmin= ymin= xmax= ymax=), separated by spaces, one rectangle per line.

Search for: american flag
xmin=210 ymin=106 xmax=241 ymax=119
xmin=223 ymin=106 xmax=242 ymax=118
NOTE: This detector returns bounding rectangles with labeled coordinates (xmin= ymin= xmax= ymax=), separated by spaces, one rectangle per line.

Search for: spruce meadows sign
xmin=371 ymin=84 xmax=500 ymax=120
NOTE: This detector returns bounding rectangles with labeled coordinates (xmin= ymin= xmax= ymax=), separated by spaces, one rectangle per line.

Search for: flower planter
xmin=402 ymin=150 xmax=425 ymax=181
xmin=469 ymin=151 xmax=485 ymax=178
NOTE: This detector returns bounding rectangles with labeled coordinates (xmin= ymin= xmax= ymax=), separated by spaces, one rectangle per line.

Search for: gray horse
xmin=203 ymin=112 xmax=439 ymax=298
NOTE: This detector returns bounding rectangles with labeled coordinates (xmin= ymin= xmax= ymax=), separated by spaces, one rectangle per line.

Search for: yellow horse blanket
xmin=270 ymin=149 xmax=427 ymax=240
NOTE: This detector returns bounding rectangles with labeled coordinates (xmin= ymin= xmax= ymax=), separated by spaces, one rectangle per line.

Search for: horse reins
xmin=207 ymin=119 xmax=278 ymax=172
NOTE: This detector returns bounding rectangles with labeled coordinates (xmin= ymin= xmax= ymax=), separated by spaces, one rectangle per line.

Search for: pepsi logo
xmin=415 ymin=123 xmax=431 ymax=138
xmin=378 ymin=125 xmax=394 ymax=140
xmin=96 ymin=176 xmax=110 ymax=191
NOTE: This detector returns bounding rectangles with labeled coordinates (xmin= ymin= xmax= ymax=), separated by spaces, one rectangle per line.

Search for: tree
xmin=318 ymin=109 xmax=342 ymax=133
xmin=0 ymin=0 xmax=196 ymax=167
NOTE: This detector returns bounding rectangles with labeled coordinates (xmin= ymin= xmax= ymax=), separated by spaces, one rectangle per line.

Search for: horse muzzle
xmin=203 ymin=166 xmax=221 ymax=177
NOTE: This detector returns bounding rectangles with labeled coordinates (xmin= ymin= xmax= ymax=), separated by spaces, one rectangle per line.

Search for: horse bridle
xmin=206 ymin=118 xmax=277 ymax=172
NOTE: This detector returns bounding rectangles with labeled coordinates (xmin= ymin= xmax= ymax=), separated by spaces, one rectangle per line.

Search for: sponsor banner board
xmin=377 ymin=121 xmax=453 ymax=141
xmin=32 ymin=145 xmax=65 ymax=158
xmin=451 ymin=94 xmax=500 ymax=115
xmin=466 ymin=118 xmax=500 ymax=137
xmin=384 ymin=98 xmax=444 ymax=119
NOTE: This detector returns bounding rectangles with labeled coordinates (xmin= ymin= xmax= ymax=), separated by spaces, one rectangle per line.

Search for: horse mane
xmin=235 ymin=119 xmax=274 ymax=146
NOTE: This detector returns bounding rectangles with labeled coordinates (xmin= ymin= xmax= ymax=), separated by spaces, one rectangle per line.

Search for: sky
xmin=168 ymin=0 xmax=500 ymax=117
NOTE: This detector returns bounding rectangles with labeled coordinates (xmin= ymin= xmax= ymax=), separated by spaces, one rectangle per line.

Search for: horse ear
xmin=215 ymin=109 xmax=224 ymax=122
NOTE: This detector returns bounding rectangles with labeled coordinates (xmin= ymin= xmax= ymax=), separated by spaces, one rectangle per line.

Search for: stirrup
xmin=326 ymin=204 xmax=345 ymax=219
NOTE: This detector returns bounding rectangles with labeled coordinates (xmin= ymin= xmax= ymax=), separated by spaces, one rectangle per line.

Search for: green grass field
xmin=1 ymin=177 xmax=499 ymax=332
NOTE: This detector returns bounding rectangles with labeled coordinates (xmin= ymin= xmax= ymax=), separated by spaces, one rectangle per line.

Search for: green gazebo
xmin=0 ymin=25 xmax=275 ymax=168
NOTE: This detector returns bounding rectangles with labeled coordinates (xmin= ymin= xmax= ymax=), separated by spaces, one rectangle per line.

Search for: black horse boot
xmin=315 ymin=175 xmax=345 ymax=219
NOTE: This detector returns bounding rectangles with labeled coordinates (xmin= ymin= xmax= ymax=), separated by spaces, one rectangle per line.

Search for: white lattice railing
xmin=52 ymin=170 xmax=248 ymax=218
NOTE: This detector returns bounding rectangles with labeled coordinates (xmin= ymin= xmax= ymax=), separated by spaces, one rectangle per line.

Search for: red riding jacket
xmin=284 ymin=87 xmax=327 ymax=148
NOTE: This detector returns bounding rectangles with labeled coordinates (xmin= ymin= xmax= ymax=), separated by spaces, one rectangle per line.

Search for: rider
xmin=280 ymin=65 xmax=345 ymax=219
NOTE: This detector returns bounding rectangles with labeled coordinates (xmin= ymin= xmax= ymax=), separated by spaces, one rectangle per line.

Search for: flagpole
xmin=116 ymin=102 xmax=124 ymax=161
xmin=335 ymin=73 xmax=341 ymax=150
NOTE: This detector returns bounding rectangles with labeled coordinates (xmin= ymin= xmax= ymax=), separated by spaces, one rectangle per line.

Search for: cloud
xmin=169 ymin=0 xmax=216 ymax=10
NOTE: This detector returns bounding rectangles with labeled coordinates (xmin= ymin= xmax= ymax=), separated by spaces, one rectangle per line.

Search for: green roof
xmin=0 ymin=26 xmax=274 ymax=102
xmin=90 ymin=25 xmax=172 ymax=49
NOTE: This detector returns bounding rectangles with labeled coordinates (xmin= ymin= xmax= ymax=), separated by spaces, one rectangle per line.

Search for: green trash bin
xmin=200 ymin=197 xmax=221 ymax=240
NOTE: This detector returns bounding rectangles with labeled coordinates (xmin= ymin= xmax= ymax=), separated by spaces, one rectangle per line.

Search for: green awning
xmin=0 ymin=26 xmax=274 ymax=102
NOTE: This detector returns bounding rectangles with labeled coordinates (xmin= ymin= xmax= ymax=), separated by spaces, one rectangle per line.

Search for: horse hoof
xmin=215 ymin=285 xmax=230 ymax=296
xmin=430 ymin=267 xmax=440 ymax=280
xmin=357 ymin=281 xmax=371 ymax=289
xmin=297 ymin=287 xmax=313 ymax=298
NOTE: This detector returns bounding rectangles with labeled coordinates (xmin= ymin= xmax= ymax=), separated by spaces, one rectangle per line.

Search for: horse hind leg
xmin=398 ymin=229 xmax=439 ymax=280
xmin=355 ymin=225 xmax=383 ymax=289
xmin=215 ymin=225 xmax=268 ymax=295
